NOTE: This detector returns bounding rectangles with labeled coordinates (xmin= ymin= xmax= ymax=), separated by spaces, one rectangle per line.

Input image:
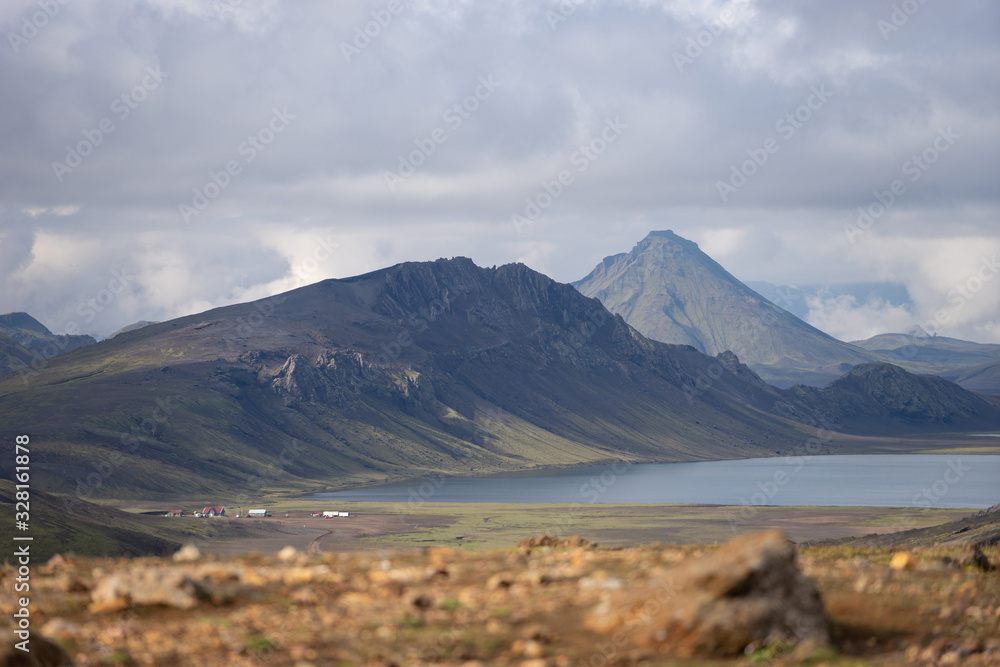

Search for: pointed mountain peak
xmin=575 ymin=231 xmax=875 ymax=387
xmin=0 ymin=311 xmax=52 ymax=336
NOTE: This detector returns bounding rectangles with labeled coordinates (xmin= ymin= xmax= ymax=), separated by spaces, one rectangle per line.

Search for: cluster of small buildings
xmin=163 ymin=507 xmax=348 ymax=518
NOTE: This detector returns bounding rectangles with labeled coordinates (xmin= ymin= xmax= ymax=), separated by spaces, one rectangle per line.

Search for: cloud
xmin=805 ymin=294 xmax=916 ymax=343
xmin=0 ymin=0 xmax=997 ymax=342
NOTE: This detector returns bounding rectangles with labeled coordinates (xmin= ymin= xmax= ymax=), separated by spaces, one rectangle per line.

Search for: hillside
xmin=107 ymin=320 xmax=159 ymax=339
xmin=0 ymin=311 xmax=96 ymax=380
xmin=0 ymin=480 xmax=179 ymax=559
xmin=1 ymin=258 xmax=996 ymax=503
xmin=573 ymin=231 xmax=878 ymax=387
xmin=0 ymin=258 xmax=814 ymax=501
xmin=852 ymin=333 xmax=1000 ymax=394
xmin=945 ymin=360 xmax=1000 ymax=395
xmin=0 ymin=330 xmax=34 ymax=378
xmin=787 ymin=363 xmax=1000 ymax=434
xmin=824 ymin=503 xmax=1000 ymax=550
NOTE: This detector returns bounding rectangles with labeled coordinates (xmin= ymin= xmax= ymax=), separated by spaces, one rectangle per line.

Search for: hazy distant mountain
xmin=0 ymin=312 xmax=96 ymax=379
xmin=0 ymin=331 xmax=34 ymax=378
xmin=745 ymin=281 xmax=912 ymax=322
xmin=107 ymin=320 xmax=159 ymax=339
xmin=1 ymin=258 xmax=995 ymax=500
xmin=573 ymin=231 xmax=878 ymax=387
xmin=789 ymin=362 xmax=1000 ymax=434
xmin=851 ymin=333 xmax=1000 ymax=395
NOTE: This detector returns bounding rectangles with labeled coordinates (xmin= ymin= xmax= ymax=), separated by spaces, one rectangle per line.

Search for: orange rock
xmin=890 ymin=552 xmax=917 ymax=570
xmin=584 ymin=530 xmax=828 ymax=657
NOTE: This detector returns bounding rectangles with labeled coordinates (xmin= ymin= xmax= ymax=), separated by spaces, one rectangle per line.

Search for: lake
xmin=309 ymin=454 xmax=1000 ymax=508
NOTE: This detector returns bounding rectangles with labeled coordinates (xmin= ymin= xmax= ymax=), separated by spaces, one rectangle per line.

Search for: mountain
xmin=746 ymin=281 xmax=912 ymax=322
xmin=0 ymin=480 xmax=180 ymax=559
xmin=573 ymin=231 xmax=879 ymax=387
xmin=850 ymin=333 xmax=1000 ymax=394
xmin=787 ymin=363 xmax=1000 ymax=434
xmin=0 ymin=331 xmax=34 ymax=377
xmin=0 ymin=311 xmax=97 ymax=380
xmin=945 ymin=360 xmax=1000 ymax=395
xmin=0 ymin=258 xmax=996 ymax=502
xmin=107 ymin=320 xmax=159 ymax=339
xmin=0 ymin=258 xmax=805 ymax=500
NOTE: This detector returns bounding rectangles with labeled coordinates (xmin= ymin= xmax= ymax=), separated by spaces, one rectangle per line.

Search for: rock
xmin=956 ymin=543 xmax=995 ymax=571
xmin=173 ymin=544 xmax=201 ymax=562
xmin=486 ymin=572 xmax=515 ymax=590
xmin=584 ymin=530 xmax=828 ymax=657
xmin=0 ymin=628 xmax=74 ymax=666
xmin=39 ymin=619 xmax=80 ymax=642
xmin=277 ymin=545 xmax=300 ymax=563
xmin=90 ymin=568 xmax=208 ymax=612
xmin=889 ymin=552 xmax=917 ymax=570
xmin=518 ymin=535 xmax=593 ymax=553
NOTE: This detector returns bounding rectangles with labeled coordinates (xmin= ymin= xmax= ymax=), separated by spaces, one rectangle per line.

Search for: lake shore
xmin=179 ymin=502 xmax=976 ymax=557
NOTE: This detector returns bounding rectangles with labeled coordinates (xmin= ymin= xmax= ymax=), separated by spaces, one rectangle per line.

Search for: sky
xmin=1 ymin=0 xmax=998 ymax=343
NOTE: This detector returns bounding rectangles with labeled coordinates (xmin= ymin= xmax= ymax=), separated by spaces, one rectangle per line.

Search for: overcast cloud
xmin=1 ymin=0 xmax=997 ymax=342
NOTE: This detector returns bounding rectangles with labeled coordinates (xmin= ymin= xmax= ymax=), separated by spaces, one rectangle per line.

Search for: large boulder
xmin=0 ymin=629 xmax=73 ymax=666
xmin=585 ymin=530 xmax=828 ymax=657
xmin=89 ymin=568 xmax=207 ymax=613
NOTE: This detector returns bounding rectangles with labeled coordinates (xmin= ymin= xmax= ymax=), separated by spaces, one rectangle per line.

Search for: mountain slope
xmin=0 ymin=331 xmax=34 ymax=378
xmin=573 ymin=231 xmax=878 ymax=387
xmin=107 ymin=320 xmax=159 ymax=339
xmin=944 ymin=360 xmax=1000 ymax=395
xmin=0 ymin=311 xmax=97 ymax=380
xmin=787 ymin=362 xmax=1000 ymax=434
xmin=1 ymin=258 xmax=996 ymax=502
xmin=851 ymin=333 xmax=1000 ymax=394
xmin=0 ymin=258 xmax=816 ymax=501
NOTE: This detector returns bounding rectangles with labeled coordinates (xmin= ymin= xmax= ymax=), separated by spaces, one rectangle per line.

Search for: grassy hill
xmin=1 ymin=258 xmax=996 ymax=504
xmin=0 ymin=331 xmax=34 ymax=378
xmin=0 ymin=259 xmax=818 ymax=502
xmin=0 ymin=480 xmax=180 ymax=560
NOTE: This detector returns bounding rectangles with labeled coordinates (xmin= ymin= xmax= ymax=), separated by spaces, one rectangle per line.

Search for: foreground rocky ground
xmin=1 ymin=531 xmax=998 ymax=666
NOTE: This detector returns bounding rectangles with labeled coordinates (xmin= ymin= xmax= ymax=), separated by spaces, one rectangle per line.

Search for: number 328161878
xmin=15 ymin=434 xmax=30 ymax=521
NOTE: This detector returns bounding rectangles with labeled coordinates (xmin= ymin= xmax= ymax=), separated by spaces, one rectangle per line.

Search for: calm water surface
xmin=308 ymin=455 xmax=1000 ymax=508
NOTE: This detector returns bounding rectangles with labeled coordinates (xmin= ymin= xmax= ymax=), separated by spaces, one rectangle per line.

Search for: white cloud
xmin=0 ymin=0 xmax=996 ymax=343
xmin=805 ymin=294 xmax=915 ymax=342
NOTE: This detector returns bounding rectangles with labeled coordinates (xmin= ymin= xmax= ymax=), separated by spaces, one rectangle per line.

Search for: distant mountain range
xmin=745 ymin=281 xmax=912 ymax=323
xmin=574 ymin=231 xmax=1000 ymax=392
xmin=1 ymin=257 xmax=998 ymax=502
